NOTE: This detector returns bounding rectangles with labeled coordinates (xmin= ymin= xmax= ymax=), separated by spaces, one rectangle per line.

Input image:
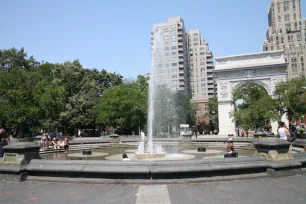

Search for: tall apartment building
xmin=151 ymin=17 xmax=216 ymax=120
xmin=263 ymin=0 xmax=306 ymax=78
xmin=188 ymin=30 xmax=215 ymax=100
xmin=151 ymin=17 xmax=191 ymax=95
xmin=188 ymin=30 xmax=215 ymax=120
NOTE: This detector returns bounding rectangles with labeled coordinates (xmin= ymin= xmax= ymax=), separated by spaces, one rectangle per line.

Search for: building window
xmin=292 ymin=64 xmax=298 ymax=72
xmin=171 ymin=46 xmax=177 ymax=50
xmin=165 ymin=53 xmax=169 ymax=56
xmin=194 ymin=38 xmax=198 ymax=41
xmin=194 ymin=43 xmax=198 ymax=46
xmin=292 ymin=0 xmax=296 ymax=10
xmin=172 ymin=63 xmax=177 ymax=66
xmin=302 ymin=63 xmax=305 ymax=71
xmin=171 ymin=41 xmax=176 ymax=45
xmin=164 ymin=63 xmax=169 ymax=67
xmin=171 ymin=52 xmax=176 ymax=55
xmin=164 ymin=47 xmax=169 ymax=51
xmin=294 ymin=23 xmax=297 ymax=30
xmin=172 ymin=75 xmax=177 ymax=78
xmin=294 ymin=14 xmax=296 ymax=20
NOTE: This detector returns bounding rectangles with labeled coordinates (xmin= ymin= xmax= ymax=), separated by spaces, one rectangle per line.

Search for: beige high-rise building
xmin=188 ymin=30 xmax=215 ymax=121
xmin=188 ymin=30 xmax=215 ymax=100
xmin=151 ymin=17 xmax=191 ymax=95
xmin=263 ymin=0 xmax=306 ymax=78
xmin=151 ymin=17 xmax=216 ymax=121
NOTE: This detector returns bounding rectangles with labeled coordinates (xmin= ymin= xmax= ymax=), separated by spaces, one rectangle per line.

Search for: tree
xmin=0 ymin=48 xmax=123 ymax=137
xmin=0 ymin=48 xmax=40 ymax=137
xmin=131 ymin=75 xmax=149 ymax=94
xmin=0 ymin=47 xmax=39 ymax=72
xmin=173 ymin=91 xmax=195 ymax=127
xmin=231 ymin=83 xmax=278 ymax=130
xmin=147 ymin=85 xmax=195 ymax=136
xmin=274 ymin=77 xmax=306 ymax=121
xmin=32 ymin=63 xmax=65 ymax=133
xmin=92 ymin=84 xmax=147 ymax=135
xmin=208 ymin=97 xmax=218 ymax=131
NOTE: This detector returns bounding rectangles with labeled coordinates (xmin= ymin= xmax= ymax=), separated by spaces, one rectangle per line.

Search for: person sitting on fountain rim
xmin=278 ymin=121 xmax=290 ymax=141
xmin=122 ymin=153 xmax=130 ymax=161
xmin=301 ymin=146 xmax=306 ymax=152
xmin=226 ymin=141 xmax=234 ymax=153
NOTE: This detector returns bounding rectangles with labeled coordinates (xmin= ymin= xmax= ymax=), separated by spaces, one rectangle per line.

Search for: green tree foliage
xmin=149 ymin=85 xmax=195 ymax=136
xmin=92 ymin=84 xmax=147 ymax=134
xmin=274 ymin=77 xmax=306 ymax=121
xmin=0 ymin=48 xmax=122 ymax=137
xmin=0 ymin=67 xmax=40 ymax=137
xmin=231 ymin=83 xmax=278 ymax=130
xmin=173 ymin=90 xmax=195 ymax=127
xmin=130 ymin=75 xmax=149 ymax=94
xmin=208 ymin=97 xmax=218 ymax=131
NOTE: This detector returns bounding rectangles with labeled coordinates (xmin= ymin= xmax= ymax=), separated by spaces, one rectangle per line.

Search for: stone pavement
xmin=0 ymin=174 xmax=306 ymax=204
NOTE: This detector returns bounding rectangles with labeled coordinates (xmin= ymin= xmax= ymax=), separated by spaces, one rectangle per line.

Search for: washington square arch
xmin=214 ymin=50 xmax=288 ymax=136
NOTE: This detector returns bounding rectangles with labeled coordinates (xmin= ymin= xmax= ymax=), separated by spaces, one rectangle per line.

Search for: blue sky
xmin=0 ymin=0 xmax=305 ymax=78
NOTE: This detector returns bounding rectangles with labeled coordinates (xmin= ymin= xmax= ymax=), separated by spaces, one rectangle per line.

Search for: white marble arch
xmin=215 ymin=51 xmax=288 ymax=136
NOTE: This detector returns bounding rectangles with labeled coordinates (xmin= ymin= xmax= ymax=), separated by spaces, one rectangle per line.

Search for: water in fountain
xmin=147 ymin=31 xmax=162 ymax=145
xmin=147 ymin=30 xmax=179 ymax=146
xmin=137 ymin=131 xmax=165 ymax=154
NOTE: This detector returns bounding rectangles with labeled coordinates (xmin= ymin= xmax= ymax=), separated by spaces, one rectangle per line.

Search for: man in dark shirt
xmin=0 ymin=129 xmax=8 ymax=157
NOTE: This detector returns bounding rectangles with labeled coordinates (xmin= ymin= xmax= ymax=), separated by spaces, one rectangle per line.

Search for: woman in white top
xmin=278 ymin=122 xmax=289 ymax=141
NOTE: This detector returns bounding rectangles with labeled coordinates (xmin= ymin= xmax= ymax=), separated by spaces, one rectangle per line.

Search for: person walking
xmin=41 ymin=133 xmax=47 ymax=150
xmin=64 ymin=136 xmax=69 ymax=157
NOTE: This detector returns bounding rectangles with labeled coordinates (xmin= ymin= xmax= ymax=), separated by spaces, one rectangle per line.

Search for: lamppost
xmin=139 ymin=118 xmax=140 ymax=136
xmin=167 ymin=98 xmax=171 ymax=137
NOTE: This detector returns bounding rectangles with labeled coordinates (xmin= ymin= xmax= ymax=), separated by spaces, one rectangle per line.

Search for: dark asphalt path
xmin=0 ymin=174 xmax=305 ymax=204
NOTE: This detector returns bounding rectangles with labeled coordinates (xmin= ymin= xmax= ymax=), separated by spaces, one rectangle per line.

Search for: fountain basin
xmin=135 ymin=152 xmax=166 ymax=159
xmin=67 ymin=152 xmax=109 ymax=159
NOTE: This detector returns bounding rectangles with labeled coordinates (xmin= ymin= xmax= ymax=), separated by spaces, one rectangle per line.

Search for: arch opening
xmin=231 ymin=82 xmax=275 ymax=135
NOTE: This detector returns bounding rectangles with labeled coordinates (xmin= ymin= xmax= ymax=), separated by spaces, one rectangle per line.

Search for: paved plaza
xmin=0 ymin=174 xmax=305 ymax=204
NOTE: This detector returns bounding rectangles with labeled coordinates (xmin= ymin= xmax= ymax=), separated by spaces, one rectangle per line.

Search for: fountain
xmin=135 ymin=131 xmax=165 ymax=159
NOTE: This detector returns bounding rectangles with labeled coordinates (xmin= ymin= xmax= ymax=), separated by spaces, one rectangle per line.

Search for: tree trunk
xmin=17 ymin=123 xmax=25 ymax=138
